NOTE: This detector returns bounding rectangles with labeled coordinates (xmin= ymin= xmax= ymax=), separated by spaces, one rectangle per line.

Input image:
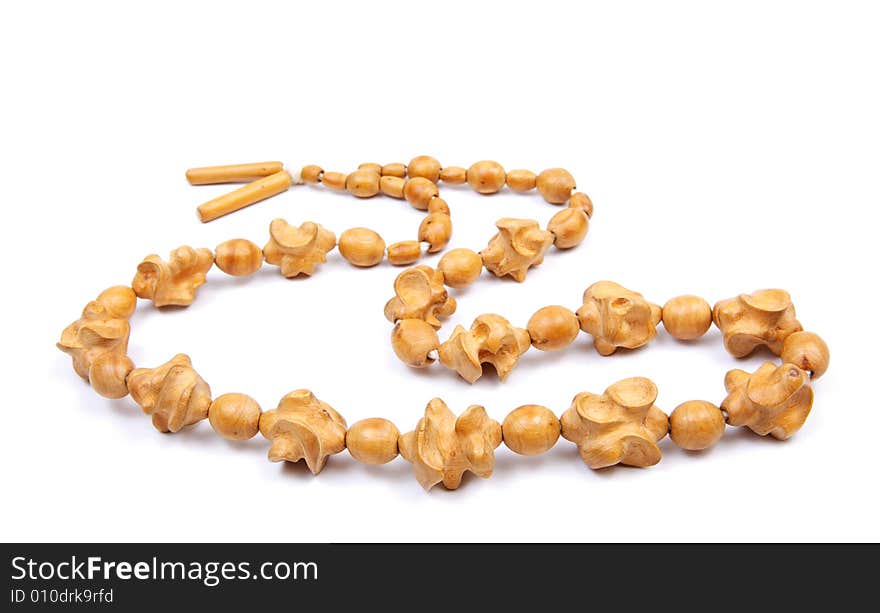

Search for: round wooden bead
xmin=89 ymin=353 xmax=134 ymax=399
xmin=214 ymin=238 xmax=263 ymax=276
xmin=381 ymin=163 xmax=407 ymax=178
xmin=439 ymin=166 xmax=467 ymax=184
xmin=418 ymin=213 xmax=452 ymax=253
xmin=527 ymin=305 xmax=580 ymax=351
xmin=438 ymin=248 xmax=482 ymax=288
xmin=301 ymin=165 xmax=323 ymax=183
xmin=781 ymin=331 xmax=830 ymax=379
xmin=467 ymin=161 xmax=506 ymax=194
xmin=208 ymin=393 xmax=262 ymax=441
xmin=391 ymin=319 xmax=439 ymax=368
xmin=506 ymin=169 xmax=537 ymax=192
xmin=380 ymin=176 xmax=406 ymax=199
xmin=322 ymin=171 xmax=347 ymax=190
xmin=387 ymin=240 xmax=422 ymax=266
xmin=339 ymin=228 xmax=386 ymax=267
xmin=347 ymin=418 xmax=400 ymax=465
xmin=662 ymin=295 xmax=712 ymax=340
xmin=358 ymin=162 xmax=383 ymax=174
xmin=536 ymin=168 xmax=576 ymax=204
xmin=346 ymin=169 xmax=380 ymax=198
xmin=403 ymin=177 xmax=439 ymax=210
xmin=97 ymin=286 xmax=137 ymax=319
xmin=502 ymin=405 xmax=560 ymax=455
xmin=569 ymin=192 xmax=593 ymax=218
xmin=408 ymin=155 xmax=441 ymax=182
xmin=669 ymin=400 xmax=726 ymax=451
xmin=427 ymin=196 xmax=450 ymax=216
xmin=547 ymin=208 xmax=589 ymax=249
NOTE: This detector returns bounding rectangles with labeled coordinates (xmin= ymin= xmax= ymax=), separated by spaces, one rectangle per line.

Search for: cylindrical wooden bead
xmin=197 ymin=170 xmax=292 ymax=222
xmin=527 ymin=305 xmax=580 ymax=351
xmin=208 ymin=393 xmax=262 ymax=441
xmin=506 ymin=169 xmax=537 ymax=192
xmin=547 ymin=208 xmax=589 ymax=249
xmin=347 ymin=418 xmax=400 ymax=465
xmin=662 ymin=295 xmax=712 ymax=341
xmin=403 ymin=177 xmax=439 ymax=210
xmin=380 ymin=176 xmax=406 ymax=199
xmin=569 ymin=192 xmax=593 ymax=218
xmin=339 ymin=228 xmax=386 ymax=267
xmin=346 ymin=169 xmax=381 ymax=198
xmin=382 ymin=163 xmax=408 ymax=178
xmin=89 ymin=353 xmax=134 ymax=399
xmin=467 ymin=161 xmax=506 ymax=194
xmin=387 ymin=240 xmax=422 ymax=266
xmin=427 ymin=197 xmax=450 ymax=216
xmin=438 ymin=248 xmax=482 ymax=288
xmin=536 ymin=168 xmax=576 ymax=204
xmin=321 ymin=171 xmax=347 ymax=190
xmin=502 ymin=405 xmax=560 ymax=455
xmin=407 ymin=155 xmax=441 ymax=182
xmin=186 ymin=161 xmax=284 ymax=185
xmin=418 ymin=213 xmax=452 ymax=253
xmin=391 ymin=319 xmax=439 ymax=368
xmin=301 ymin=165 xmax=323 ymax=183
xmin=214 ymin=238 xmax=263 ymax=276
xmin=439 ymin=166 xmax=467 ymax=184
xmin=669 ymin=400 xmax=726 ymax=451
xmin=781 ymin=331 xmax=830 ymax=379
xmin=358 ymin=162 xmax=383 ymax=174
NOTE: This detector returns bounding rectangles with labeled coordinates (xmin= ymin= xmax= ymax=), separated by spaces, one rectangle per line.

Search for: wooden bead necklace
xmin=57 ymin=156 xmax=829 ymax=491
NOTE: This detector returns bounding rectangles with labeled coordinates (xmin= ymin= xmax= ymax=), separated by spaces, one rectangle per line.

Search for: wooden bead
xmin=467 ymin=160 xmax=506 ymax=194
xmin=403 ymin=178 xmax=439 ymax=210
xmin=321 ymin=171 xmax=347 ymax=190
xmin=536 ymin=168 xmax=576 ymax=204
xmin=722 ymin=362 xmax=813 ymax=440
xmin=662 ymin=295 xmax=712 ymax=340
xmin=346 ymin=169 xmax=380 ymax=198
xmin=89 ymin=352 xmax=134 ymax=399
xmin=347 ymin=418 xmax=400 ymax=465
xmin=301 ymin=165 xmax=323 ymax=183
xmin=439 ymin=166 xmax=467 ymax=184
xmin=506 ymin=169 xmax=537 ymax=192
xmin=502 ymin=405 xmax=560 ymax=455
xmin=128 ymin=354 xmax=211 ymax=433
xmin=481 ymin=218 xmax=553 ymax=282
xmin=186 ymin=161 xmax=284 ymax=185
xmin=713 ymin=289 xmax=802 ymax=357
xmin=418 ymin=213 xmax=452 ymax=253
xmin=527 ymin=305 xmax=579 ymax=351
xmin=358 ymin=162 xmax=383 ymax=174
xmin=781 ymin=331 xmax=830 ymax=379
xmin=577 ymin=281 xmax=662 ymax=355
xmin=196 ymin=170 xmax=292 ymax=222
xmin=387 ymin=240 xmax=422 ymax=266
xmin=380 ymin=175 xmax=406 ymax=199
xmin=133 ymin=246 xmax=214 ymax=307
xmin=669 ymin=400 xmax=726 ymax=451
xmin=214 ymin=238 xmax=263 ymax=276
xmin=438 ymin=248 xmax=482 ymax=288
xmin=569 ymin=192 xmax=593 ymax=218
xmin=438 ymin=314 xmax=530 ymax=383
xmin=263 ymin=219 xmax=336 ymax=277
xmin=427 ymin=196 xmax=450 ymax=216
xmin=407 ymin=156 xmax=441 ymax=182
xmin=391 ymin=319 xmax=439 ymax=368
xmin=339 ymin=227 xmax=386 ymax=267
xmin=381 ymin=163 xmax=407 ymax=178
xmin=384 ymin=265 xmax=455 ymax=328
xmin=208 ymin=393 xmax=262 ymax=441
xmin=547 ymin=208 xmax=589 ymax=249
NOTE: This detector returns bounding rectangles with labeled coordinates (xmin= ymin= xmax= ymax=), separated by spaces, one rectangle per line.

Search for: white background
xmin=2 ymin=1 xmax=878 ymax=542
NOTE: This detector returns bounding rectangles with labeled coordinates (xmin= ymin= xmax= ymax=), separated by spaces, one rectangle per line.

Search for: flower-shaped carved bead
xmin=561 ymin=377 xmax=669 ymax=469
xmin=438 ymin=313 xmax=531 ymax=383
xmin=384 ymin=265 xmax=456 ymax=328
xmin=259 ymin=389 xmax=347 ymax=475
xmin=57 ymin=286 xmax=136 ymax=380
xmin=127 ymin=353 xmax=212 ymax=433
xmin=263 ymin=218 xmax=337 ymax=278
xmin=576 ymin=281 xmax=662 ymax=356
xmin=132 ymin=246 xmax=214 ymax=307
xmin=713 ymin=289 xmax=802 ymax=358
xmin=398 ymin=398 xmax=502 ymax=491
xmin=480 ymin=218 xmax=553 ymax=282
xmin=721 ymin=362 xmax=813 ymax=440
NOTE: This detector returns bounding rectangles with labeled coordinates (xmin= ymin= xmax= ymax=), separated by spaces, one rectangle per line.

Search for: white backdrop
xmin=2 ymin=1 xmax=878 ymax=542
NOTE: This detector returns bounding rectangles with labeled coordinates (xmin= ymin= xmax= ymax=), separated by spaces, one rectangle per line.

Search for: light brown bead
xmin=403 ymin=177 xmax=439 ymax=210
xmin=713 ymin=289 xmax=802 ymax=357
xmin=569 ymin=192 xmax=593 ymax=218
xmin=301 ymin=165 xmax=323 ymax=183
xmin=438 ymin=248 xmax=482 ymax=288
xmin=427 ymin=196 xmax=450 ymax=216
xmin=418 ymin=213 xmax=452 ymax=253
xmin=214 ymin=238 xmax=263 ymax=276
xmin=407 ymin=155 xmax=441 ymax=182
xmin=387 ymin=240 xmax=422 ymax=266
xmin=506 ymin=169 xmax=537 ymax=192
xmin=186 ymin=161 xmax=284 ymax=185
xmin=391 ymin=319 xmax=439 ymax=368
xmin=358 ymin=162 xmax=383 ymax=174
xmin=547 ymin=208 xmax=589 ymax=249
xmin=669 ymin=400 xmax=726 ymax=451
xmin=527 ymin=305 xmax=580 ymax=351
xmin=133 ymin=246 xmax=214 ymax=307
xmin=196 ymin=171 xmax=292 ymax=222
xmin=502 ymin=405 xmax=560 ymax=455
xmin=380 ymin=175 xmax=406 ymax=199
xmin=662 ymin=295 xmax=712 ymax=341
xmin=439 ymin=166 xmax=467 ymax=184
xmin=339 ymin=227 xmax=386 ymax=267
xmin=208 ymin=393 xmax=262 ymax=441
xmin=346 ymin=418 xmax=400 ymax=465
xmin=382 ymin=163 xmax=407 ymax=178
xmin=781 ymin=331 xmax=830 ymax=379
xmin=321 ymin=171 xmax=347 ymax=190
xmin=536 ymin=168 xmax=576 ymax=204
xmin=89 ymin=352 xmax=134 ymax=399
xmin=346 ymin=169 xmax=380 ymax=198
xmin=467 ymin=160 xmax=506 ymax=194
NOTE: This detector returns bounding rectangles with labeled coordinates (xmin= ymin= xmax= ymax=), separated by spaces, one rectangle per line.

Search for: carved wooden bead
xmin=321 ymin=171 xmax=347 ymax=190
xmin=527 ymin=305 xmax=580 ymax=351
xmin=438 ymin=314 xmax=530 ymax=383
xmin=662 ymin=295 xmax=712 ymax=340
xmin=208 ymin=393 xmax=262 ymax=441
xmin=481 ymin=218 xmax=554 ymax=282
xmin=384 ymin=265 xmax=456 ymax=328
xmin=439 ymin=166 xmax=467 ymax=184
xmin=780 ymin=331 xmax=830 ymax=379
xmin=89 ymin=352 xmax=135 ymax=399
xmin=346 ymin=169 xmax=381 ymax=198
xmin=418 ymin=213 xmax=452 ymax=253
xmin=387 ymin=240 xmax=422 ymax=266
xmin=669 ymin=400 xmax=725 ymax=450
xmin=347 ymin=418 xmax=400 ymax=465
xmin=214 ymin=238 xmax=263 ymax=276
xmin=502 ymin=405 xmax=560 ymax=456
xmin=506 ymin=169 xmax=537 ymax=192
xmin=301 ymin=165 xmax=323 ymax=183
xmin=427 ymin=196 xmax=450 ymax=216
xmin=339 ymin=227 xmax=386 ymax=267
xmin=467 ymin=160 xmax=506 ymax=194
xmin=438 ymin=248 xmax=482 ymax=288
xmin=403 ymin=177 xmax=439 ymax=211
xmin=536 ymin=168 xmax=576 ymax=204
xmin=381 ymin=163 xmax=407 ymax=178
xmin=391 ymin=319 xmax=439 ymax=368
xmin=132 ymin=246 xmax=214 ymax=307
xmin=576 ymin=281 xmax=662 ymax=355
xmin=713 ymin=289 xmax=802 ymax=357
xmin=127 ymin=353 xmax=212 ymax=433
xmin=569 ymin=192 xmax=593 ymax=218
xmin=263 ymin=218 xmax=336 ymax=277
xmin=407 ymin=155 xmax=441 ymax=182
xmin=380 ymin=175 xmax=406 ymax=199
xmin=358 ymin=162 xmax=383 ymax=174
xmin=722 ymin=362 xmax=813 ymax=440
xmin=547 ymin=207 xmax=589 ymax=249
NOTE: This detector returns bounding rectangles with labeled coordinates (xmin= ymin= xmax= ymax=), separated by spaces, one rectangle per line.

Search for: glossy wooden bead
xmin=781 ymin=331 xmax=830 ymax=379
xmin=569 ymin=192 xmax=593 ymax=218
xmin=347 ymin=418 xmax=400 ymax=465
xmin=301 ymin=165 xmax=323 ymax=183
xmin=186 ymin=161 xmax=284 ymax=185
xmin=382 ymin=163 xmax=407 ymax=178
xmin=527 ymin=305 xmax=580 ymax=351
xmin=346 ymin=169 xmax=380 ymax=198
xmin=339 ymin=228 xmax=386 ymax=267
xmin=403 ymin=177 xmax=439 ymax=210
xmin=438 ymin=248 xmax=482 ymax=288
xmin=208 ymin=393 xmax=262 ymax=441
xmin=506 ymin=169 xmax=537 ymax=192
xmin=214 ymin=238 xmax=263 ymax=276
xmin=387 ymin=240 xmax=422 ymax=266
xmin=408 ymin=155 xmax=441 ymax=182
xmin=89 ymin=353 xmax=134 ymax=399
xmin=391 ymin=319 xmax=439 ymax=368
xmin=502 ymin=405 xmax=560 ymax=455
xmin=536 ymin=168 xmax=576 ymax=204
xmin=321 ymin=171 xmax=347 ymax=190
xmin=669 ymin=400 xmax=726 ymax=451
xmin=427 ymin=196 xmax=450 ymax=216
xmin=358 ymin=162 xmax=383 ymax=174
xmin=467 ymin=160 xmax=506 ymax=194
xmin=380 ymin=175 xmax=406 ymax=199
xmin=418 ymin=213 xmax=452 ymax=253
xmin=440 ymin=166 xmax=467 ymax=184
xmin=547 ymin=208 xmax=589 ymax=249
xmin=196 ymin=171 xmax=292 ymax=222
xmin=662 ymin=295 xmax=713 ymax=341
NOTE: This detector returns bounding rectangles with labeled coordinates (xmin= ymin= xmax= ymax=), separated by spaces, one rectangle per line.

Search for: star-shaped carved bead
xmin=713 ymin=289 xmax=803 ymax=358
xmin=132 ymin=246 xmax=214 ymax=307
xmin=438 ymin=313 xmax=531 ymax=383
xmin=127 ymin=353 xmax=212 ymax=433
xmin=384 ymin=265 xmax=456 ymax=328
xmin=480 ymin=218 xmax=553 ymax=282
xmin=398 ymin=398 xmax=502 ymax=491
xmin=561 ymin=377 xmax=669 ymax=469
xmin=259 ymin=389 xmax=347 ymax=474
xmin=721 ymin=362 xmax=813 ymax=440
xmin=263 ymin=218 xmax=336 ymax=277
xmin=576 ymin=281 xmax=662 ymax=356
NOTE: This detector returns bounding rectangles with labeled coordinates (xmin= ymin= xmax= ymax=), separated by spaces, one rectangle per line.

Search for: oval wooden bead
xmin=346 ymin=169 xmax=380 ymax=198
xmin=506 ymin=169 xmax=537 ymax=192
xmin=339 ymin=227 xmax=386 ymax=267
xmin=347 ymin=418 xmax=400 ymax=465
xmin=358 ymin=162 xmax=383 ymax=174
xmin=418 ymin=213 xmax=452 ymax=253
xmin=781 ymin=331 xmax=830 ymax=379
xmin=387 ymin=240 xmax=422 ymax=266
xmin=214 ymin=238 xmax=263 ymax=276
xmin=408 ymin=155 xmax=441 ymax=182
xmin=527 ymin=305 xmax=580 ymax=351
xmin=208 ymin=393 xmax=262 ymax=441
xmin=89 ymin=352 xmax=134 ymax=399
xmin=391 ymin=319 xmax=439 ymax=368
xmin=380 ymin=175 xmax=406 ymax=199
xmin=301 ymin=165 xmax=323 ymax=183
xmin=321 ymin=171 xmax=347 ymax=190
xmin=547 ymin=208 xmax=589 ymax=249
xmin=669 ymin=400 xmax=726 ymax=451
xmin=438 ymin=248 xmax=482 ymax=288
xmin=467 ymin=161 xmax=506 ymax=194
xmin=502 ymin=405 xmax=560 ymax=455
xmin=662 ymin=295 xmax=713 ymax=340
xmin=536 ymin=168 xmax=576 ymax=204
xmin=427 ymin=196 xmax=450 ymax=216
xmin=569 ymin=192 xmax=593 ymax=218
xmin=439 ymin=166 xmax=467 ymax=184
xmin=403 ymin=177 xmax=439 ymax=210
xmin=381 ymin=163 xmax=407 ymax=178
